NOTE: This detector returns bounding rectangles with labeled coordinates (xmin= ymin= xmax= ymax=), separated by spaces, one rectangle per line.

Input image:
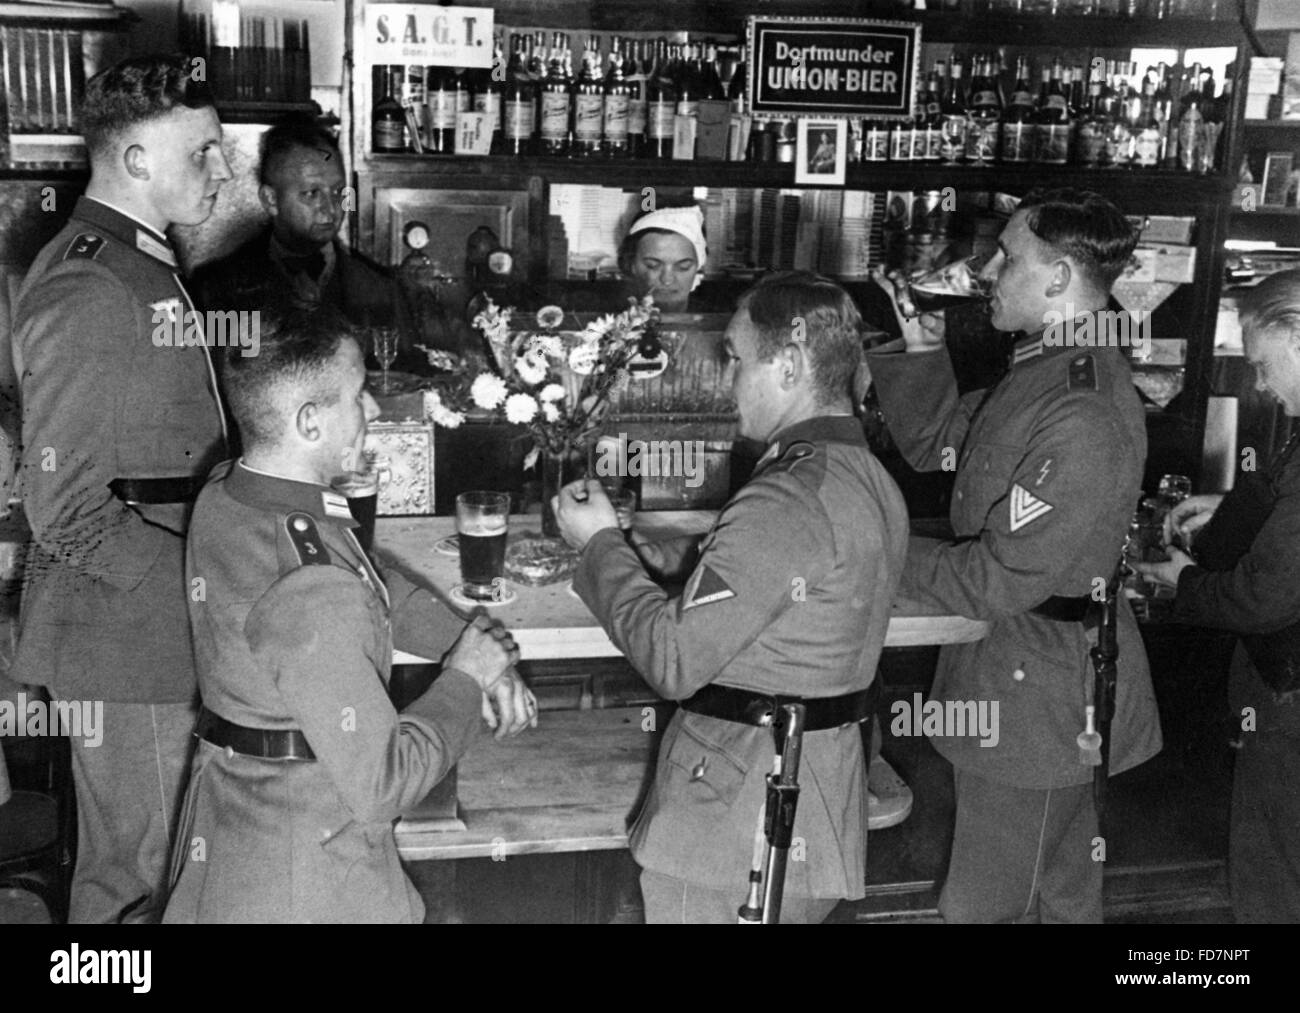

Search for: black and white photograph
xmin=795 ymin=118 xmax=848 ymax=185
xmin=0 ymin=0 xmax=1294 ymax=981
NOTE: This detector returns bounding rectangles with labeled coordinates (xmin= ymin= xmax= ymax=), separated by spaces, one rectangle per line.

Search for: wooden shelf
xmin=0 ymin=2 xmax=134 ymax=30
xmin=1244 ymin=121 xmax=1300 ymax=129
xmin=363 ymin=152 xmax=1232 ymax=208
xmin=214 ymin=101 xmax=319 ymax=125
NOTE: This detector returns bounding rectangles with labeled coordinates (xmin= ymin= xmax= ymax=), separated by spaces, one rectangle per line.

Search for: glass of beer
xmin=332 ymin=454 xmax=390 ymax=554
xmin=456 ymin=491 xmax=511 ymax=601
xmin=602 ymin=484 xmax=636 ymax=539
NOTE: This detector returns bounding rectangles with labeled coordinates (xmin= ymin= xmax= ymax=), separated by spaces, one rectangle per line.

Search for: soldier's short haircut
xmin=1239 ymin=268 xmax=1300 ymax=344
xmin=1017 ymin=188 xmax=1138 ymax=292
xmin=736 ymin=271 xmax=864 ymax=406
xmin=259 ymin=119 xmax=342 ymax=187
xmin=223 ymin=308 xmax=355 ymax=452
xmin=80 ymin=54 xmax=215 ymax=159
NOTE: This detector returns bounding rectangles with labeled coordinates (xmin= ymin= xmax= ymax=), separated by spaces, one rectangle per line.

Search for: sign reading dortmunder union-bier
xmin=747 ymin=17 xmax=920 ymax=120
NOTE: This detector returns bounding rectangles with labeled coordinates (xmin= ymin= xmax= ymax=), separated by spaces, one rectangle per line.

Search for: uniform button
xmin=690 ymin=758 xmax=708 ymax=781
xmin=293 ymin=516 xmax=309 ymax=531
xmin=1012 ymin=668 xmax=1025 ymax=682
xmin=956 ymin=491 xmax=964 ymax=501
xmin=185 ymin=450 xmax=193 ymax=458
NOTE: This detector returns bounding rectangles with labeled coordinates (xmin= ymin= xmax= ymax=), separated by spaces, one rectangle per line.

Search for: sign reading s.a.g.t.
xmin=365 ymin=5 xmax=495 ymax=69
xmin=747 ymin=17 xmax=919 ymax=120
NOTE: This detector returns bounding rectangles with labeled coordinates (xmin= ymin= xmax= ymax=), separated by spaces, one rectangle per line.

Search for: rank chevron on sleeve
xmin=1009 ymin=483 xmax=1054 ymax=532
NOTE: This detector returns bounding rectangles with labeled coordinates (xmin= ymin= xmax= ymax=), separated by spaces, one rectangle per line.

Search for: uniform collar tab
xmin=226 ymin=461 xmax=358 ymax=527
xmin=758 ymin=415 xmax=864 ymax=471
xmin=74 ymin=197 xmax=178 ymax=266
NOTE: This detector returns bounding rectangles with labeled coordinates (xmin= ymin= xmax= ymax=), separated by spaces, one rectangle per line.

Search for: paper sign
xmin=454 ymin=111 xmax=493 ymax=154
xmin=365 ymin=5 xmax=494 ymax=69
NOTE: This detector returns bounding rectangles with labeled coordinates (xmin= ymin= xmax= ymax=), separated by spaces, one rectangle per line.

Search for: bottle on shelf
xmin=890 ymin=105 xmax=913 ymax=162
xmin=372 ymin=65 xmax=407 ymax=153
xmin=923 ymin=66 xmax=943 ymax=162
xmin=1153 ymin=62 xmax=1174 ymax=167
xmin=425 ymin=64 xmax=458 ymax=153
xmin=504 ymin=32 xmax=533 ymax=156
xmin=702 ymin=41 xmax=727 ymax=101
xmin=965 ymin=55 xmax=1001 ymax=166
xmin=1033 ymin=60 xmax=1071 ymax=167
xmin=1132 ymin=69 xmax=1162 ymax=168
xmin=528 ymin=30 xmax=547 ymax=144
xmin=573 ymin=36 xmax=605 ymax=158
xmin=1099 ymin=61 xmax=1126 ymax=168
xmin=647 ymin=37 xmax=675 ymax=159
xmin=729 ymin=43 xmax=747 ymax=115
xmin=626 ymin=39 xmax=649 ymax=158
xmin=539 ymin=32 xmax=571 ymax=156
xmin=939 ymin=56 xmax=967 ymax=164
xmin=1001 ymin=56 xmax=1035 ymax=164
xmin=603 ymin=38 xmax=631 ymax=158
xmin=474 ymin=32 xmax=505 ymax=155
xmin=1074 ymin=62 xmax=1106 ymax=169
xmin=676 ymin=42 xmax=703 ymax=121
xmin=1175 ymin=62 xmax=1204 ymax=173
xmin=864 ymin=113 xmax=890 ymax=162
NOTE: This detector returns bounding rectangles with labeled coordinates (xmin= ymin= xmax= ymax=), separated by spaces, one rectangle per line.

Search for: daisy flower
xmin=470 ymin=373 xmax=508 ymax=410
xmin=514 ymin=353 xmax=548 ymax=386
xmin=504 ymin=392 xmax=539 ymax=424
xmin=539 ymin=383 xmax=566 ymax=403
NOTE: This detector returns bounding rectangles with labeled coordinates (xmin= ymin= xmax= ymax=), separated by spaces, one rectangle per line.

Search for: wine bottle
xmin=923 ymin=67 xmax=942 ymax=162
xmin=1033 ymin=59 xmax=1070 ymax=166
xmin=1133 ymin=71 xmax=1161 ymax=169
xmin=573 ymin=36 xmax=604 ymax=158
xmin=965 ymin=55 xmax=1001 ymax=166
xmin=626 ymin=39 xmax=649 ymax=158
xmin=425 ymin=64 xmax=457 ymax=153
xmin=504 ymin=33 xmax=533 ymax=156
xmin=539 ymin=33 xmax=571 ymax=156
xmin=372 ymin=65 xmax=407 ymax=153
xmin=603 ymin=38 xmax=631 ymax=158
xmin=1001 ymin=56 xmax=1035 ymax=164
xmin=647 ymin=38 xmax=675 ymax=159
xmin=1074 ymin=63 xmax=1105 ymax=168
xmin=939 ymin=56 xmax=966 ymax=164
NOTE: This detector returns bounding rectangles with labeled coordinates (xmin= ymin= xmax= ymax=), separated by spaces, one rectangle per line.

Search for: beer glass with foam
xmin=456 ymin=491 xmax=511 ymax=601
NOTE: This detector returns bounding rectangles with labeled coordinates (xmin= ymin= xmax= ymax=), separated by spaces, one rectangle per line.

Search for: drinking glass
xmin=332 ymin=453 xmax=391 ymax=554
xmin=455 ymin=492 xmax=511 ymax=602
xmin=372 ymin=328 xmax=400 ymax=395
xmin=603 ymin=485 xmax=636 ymax=535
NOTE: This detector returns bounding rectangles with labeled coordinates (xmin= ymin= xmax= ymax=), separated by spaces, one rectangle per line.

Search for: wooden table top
xmin=377 ymin=514 xmax=988 ymax=663
xmin=395 ymin=707 xmax=654 ymax=860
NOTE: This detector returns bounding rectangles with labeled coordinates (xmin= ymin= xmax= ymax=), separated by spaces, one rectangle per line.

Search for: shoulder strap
xmin=284 ymin=512 xmax=332 ymax=566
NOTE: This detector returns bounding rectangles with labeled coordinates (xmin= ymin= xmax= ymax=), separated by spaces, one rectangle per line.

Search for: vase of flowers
xmin=423 ymin=296 xmax=663 ymax=576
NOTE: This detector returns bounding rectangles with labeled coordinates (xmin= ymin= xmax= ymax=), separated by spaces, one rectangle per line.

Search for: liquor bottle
xmin=864 ymin=115 xmax=889 ymax=162
xmin=626 ymin=39 xmax=649 ymax=158
xmin=372 ymin=66 xmax=407 ymax=153
xmin=939 ymin=56 xmax=967 ymax=164
xmin=1132 ymin=71 xmax=1161 ymax=168
xmin=1175 ymin=62 xmax=1204 ymax=173
xmin=1000 ymin=56 xmax=1035 ymax=164
xmin=425 ymin=64 xmax=457 ymax=153
xmin=537 ymin=34 xmax=570 ymax=156
xmin=1117 ymin=65 xmax=1143 ymax=166
xmin=504 ymin=33 xmax=533 ymax=156
xmin=910 ymin=81 xmax=928 ymax=161
xmin=603 ymin=39 xmax=631 ymax=158
xmin=1074 ymin=63 xmax=1106 ymax=168
xmin=528 ymin=30 xmax=547 ymax=142
xmin=923 ymin=66 xmax=943 ymax=161
xmin=647 ymin=38 xmax=675 ymax=159
xmin=1033 ymin=59 xmax=1070 ymax=166
xmin=965 ymin=55 xmax=1001 ymax=166
xmin=1098 ymin=61 xmax=1125 ymax=168
xmin=890 ymin=105 xmax=912 ymax=161
xmin=573 ymin=36 xmax=605 ymax=157
xmin=676 ymin=42 xmax=702 ymax=122
xmin=1153 ymin=62 xmax=1174 ymax=167
xmin=474 ymin=32 xmax=505 ymax=155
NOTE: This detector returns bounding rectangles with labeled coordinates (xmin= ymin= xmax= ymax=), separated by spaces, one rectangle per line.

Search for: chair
xmin=0 ymin=788 xmax=63 ymax=923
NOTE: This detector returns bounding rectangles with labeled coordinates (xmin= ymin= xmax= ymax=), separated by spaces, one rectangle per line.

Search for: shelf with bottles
xmin=0 ymin=3 xmax=135 ymax=30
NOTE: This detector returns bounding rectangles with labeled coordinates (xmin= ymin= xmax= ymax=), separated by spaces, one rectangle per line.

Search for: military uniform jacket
xmin=10 ymin=197 xmax=226 ymax=702
xmin=574 ymin=416 xmax=909 ymax=898
xmin=866 ymin=329 xmax=1162 ymax=789
xmin=163 ymin=461 xmax=482 ymax=923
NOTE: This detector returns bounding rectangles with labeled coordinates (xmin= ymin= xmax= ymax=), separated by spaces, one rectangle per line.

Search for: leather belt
xmin=196 ymin=707 xmax=316 ymax=762
xmin=1031 ymin=594 xmax=1102 ymax=631
xmin=109 ymin=475 xmax=206 ymax=505
xmin=679 ymin=681 xmax=879 ymax=732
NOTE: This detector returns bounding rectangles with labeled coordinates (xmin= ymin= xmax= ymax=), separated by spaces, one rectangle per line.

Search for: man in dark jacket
xmin=1138 ymin=268 xmax=1300 ymax=923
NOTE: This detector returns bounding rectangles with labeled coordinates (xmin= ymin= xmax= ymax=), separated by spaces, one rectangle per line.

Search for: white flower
xmin=536 ymin=305 xmax=565 ymax=329
xmin=514 ymin=353 xmax=548 ymax=386
xmin=504 ymin=393 xmax=538 ymax=424
xmin=568 ymin=343 xmax=600 ymax=375
xmin=432 ymin=403 xmax=465 ymax=428
xmin=581 ymin=314 xmax=616 ymax=344
xmin=528 ymin=333 xmax=565 ymax=361
xmin=542 ymin=402 xmax=561 ymax=423
xmin=539 ymin=383 xmax=566 ymax=403
xmin=470 ymin=373 xmax=508 ymax=410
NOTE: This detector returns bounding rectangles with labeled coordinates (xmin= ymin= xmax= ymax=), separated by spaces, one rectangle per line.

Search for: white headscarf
xmin=629 ymin=206 xmax=707 ymax=290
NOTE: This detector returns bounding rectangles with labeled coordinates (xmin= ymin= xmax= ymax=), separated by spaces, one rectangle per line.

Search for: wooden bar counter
xmin=376 ymin=514 xmax=987 ymax=864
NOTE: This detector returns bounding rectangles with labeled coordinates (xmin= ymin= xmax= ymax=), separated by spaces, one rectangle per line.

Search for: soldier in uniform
xmin=867 ymin=188 xmax=1162 ymax=922
xmin=556 ymin=272 xmax=909 ymax=923
xmin=163 ymin=310 xmax=535 ymax=923
xmin=9 ymin=55 xmax=233 ymax=922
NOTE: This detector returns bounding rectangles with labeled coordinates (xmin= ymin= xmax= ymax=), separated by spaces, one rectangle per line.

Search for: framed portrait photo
xmin=794 ymin=119 xmax=847 ymax=185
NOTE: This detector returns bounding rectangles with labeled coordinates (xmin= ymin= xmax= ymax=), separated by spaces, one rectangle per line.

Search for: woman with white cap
xmin=618 ymin=205 xmax=709 ymax=314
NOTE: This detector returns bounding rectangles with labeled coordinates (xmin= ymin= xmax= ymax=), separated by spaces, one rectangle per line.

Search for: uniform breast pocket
xmin=958 ymin=441 xmax=1027 ymax=527
xmin=663 ymin=712 xmax=755 ymax=810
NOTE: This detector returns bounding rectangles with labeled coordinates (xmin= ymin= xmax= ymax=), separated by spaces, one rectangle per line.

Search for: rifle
xmin=737 ymin=703 xmax=806 ymax=924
